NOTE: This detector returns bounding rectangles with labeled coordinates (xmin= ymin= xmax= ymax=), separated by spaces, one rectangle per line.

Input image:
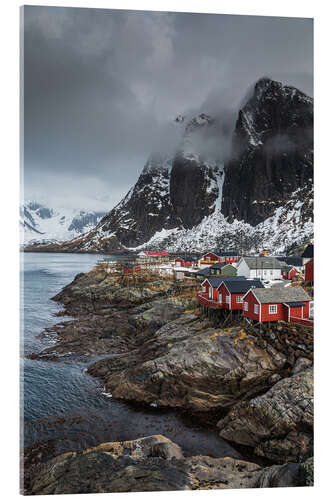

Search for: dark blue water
xmin=21 ymin=253 xmax=241 ymax=459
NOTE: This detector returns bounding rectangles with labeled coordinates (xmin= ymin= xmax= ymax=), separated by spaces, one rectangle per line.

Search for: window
xmin=226 ymin=295 xmax=230 ymax=304
xmin=269 ymin=304 xmax=277 ymax=314
xmin=254 ymin=304 xmax=259 ymax=314
xmin=202 ymin=286 xmax=205 ymax=292
xmin=244 ymin=301 xmax=248 ymax=311
xmin=236 ymin=296 xmax=243 ymax=303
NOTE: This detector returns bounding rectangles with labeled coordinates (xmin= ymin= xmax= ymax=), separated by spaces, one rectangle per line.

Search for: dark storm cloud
xmin=23 ymin=6 xmax=313 ymax=210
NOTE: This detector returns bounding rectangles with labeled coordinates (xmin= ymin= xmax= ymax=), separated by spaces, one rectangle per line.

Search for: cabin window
xmin=209 ymin=287 xmax=212 ymax=299
xmin=236 ymin=296 xmax=242 ymax=303
xmin=269 ymin=305 xmax=277 ymax=314
xmin=254 ymin=304 xmax=259 ymax=314
xmin=226 ymin=295 xmax=230 ymax=304
xmin=244 ymin=301 xmax=248 ymax=311
xmin=201 ymin=286 xmax=205 ymax=292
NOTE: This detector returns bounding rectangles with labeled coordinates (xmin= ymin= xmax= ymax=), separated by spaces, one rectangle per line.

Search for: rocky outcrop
xmin=29 ymin=270 xmax=192 ymax=359
xmin=218 ymin=368 xmax=313 ymax=463
xmin=222 ymin=78 xmax=313 ymax=225
xmin=25 ymin=435 xmax=312 ymax=494
xmin=51 ymin=269 xmax=175 ymax=315
xmin=88 ymin=318 xmax=287 ymax=412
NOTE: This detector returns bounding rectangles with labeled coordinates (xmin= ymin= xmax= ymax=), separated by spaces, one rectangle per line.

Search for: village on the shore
xmin=95 ymin=244 xmax=314 ymax=328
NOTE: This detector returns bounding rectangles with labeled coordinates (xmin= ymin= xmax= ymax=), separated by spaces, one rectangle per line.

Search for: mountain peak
xmin=185 ymin=113 xmax=214 ymax=134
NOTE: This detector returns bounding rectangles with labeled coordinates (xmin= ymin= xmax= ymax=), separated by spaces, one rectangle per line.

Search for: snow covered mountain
xmin=21 ymin=201 xmax=106 ymax=245
xmin=222 ymin=77 xmax=313 ymax=225
xmin=24 ymin=78 xmax=313 ymax=255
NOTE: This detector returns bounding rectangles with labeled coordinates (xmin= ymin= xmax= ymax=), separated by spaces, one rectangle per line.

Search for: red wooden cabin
xmin=140 ymin=251 xmax=170 ymax=257
xmin=305 ymin=259 xmax=314 ymax=284
xmin=198 ymin=276 xmax=263 ymax=310
xmin=218 ymin=280 xmax=264 ymax=310
xmin=175 ymin=257 xmax=196 ymax=268
xmin=242 ymin=287 xmax=311 ymax=323
xmin=200 ymin=250 xmax=240 ymax=265
xmin=281 ymin=265 xmax=298 ymax=280
xmin=200 ymin=252 xmax=221 ymax=264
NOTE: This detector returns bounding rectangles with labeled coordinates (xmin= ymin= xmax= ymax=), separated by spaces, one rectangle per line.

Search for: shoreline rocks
xmin=218 ymin=368 xmax=313 ymax=463
xmin=27 ymin=268 xmax=314 ymax=486
xmin=88 ymin=317 xmax=287 ymax=412
xmin=25 ymin=435 xmax=313 ymax=494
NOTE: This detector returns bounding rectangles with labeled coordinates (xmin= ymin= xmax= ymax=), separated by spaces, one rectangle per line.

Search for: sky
xmin=23 ymin=6 xmax=313 ymax=211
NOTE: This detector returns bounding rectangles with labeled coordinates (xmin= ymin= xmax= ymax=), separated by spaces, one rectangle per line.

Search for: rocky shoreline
xmin=25 ymin=267 xmax=314 ymax=493
xmin=25 ymin=435 xmax=313 ymax=494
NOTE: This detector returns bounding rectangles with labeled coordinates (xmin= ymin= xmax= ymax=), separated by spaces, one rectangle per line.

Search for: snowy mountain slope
xmin=21 ymin=201 xmax=106 ymax=245
xmin=81 ymin=114 xmax=225 ymax=248
xmin=222 ymin=78 xmax=313 ymax=225
xmin=24 ymin=78 xmax=313 ymax=255
xmin=128 ymin=181 xmax=313 ymax=254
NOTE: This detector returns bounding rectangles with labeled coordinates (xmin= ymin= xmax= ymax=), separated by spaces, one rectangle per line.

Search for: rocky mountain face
xmin=222 ymin=78 xmax=313 ymax=225
xmin=25 ymin=78 xmax=313 ymax=254
xmin=84 ymin=113 xmax=224 ymax=247
xmin=21 ymin=201 xmax=106 ymax=245
xmin=97 ymin=154 xmax=179 ymax=248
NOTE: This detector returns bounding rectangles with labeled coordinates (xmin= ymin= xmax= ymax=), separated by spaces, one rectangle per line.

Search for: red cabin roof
xmin=142 ymin=251 xmax=170 ymax=256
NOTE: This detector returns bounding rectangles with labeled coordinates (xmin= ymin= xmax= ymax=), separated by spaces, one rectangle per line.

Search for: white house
xmin=236 ymin=257 xmax=284 ymax=280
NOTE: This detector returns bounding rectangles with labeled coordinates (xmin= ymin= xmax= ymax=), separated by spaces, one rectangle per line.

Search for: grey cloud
xmin=23 ymin=6 xmax=313 ymax=210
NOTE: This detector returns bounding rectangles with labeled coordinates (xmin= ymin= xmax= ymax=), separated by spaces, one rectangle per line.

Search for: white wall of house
xmin=236 ymin=258 xmax=282 ymax=279
xmin=249 ymin=268 xmax=282 ymax=280
xmin=236 ymin=259 xmax=250 ymax=277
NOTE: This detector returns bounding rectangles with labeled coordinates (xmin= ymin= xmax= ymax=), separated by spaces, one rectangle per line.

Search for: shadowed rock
xmin=218 ymin=368 xmax=313 ymax=463
xmin=26 ymin=435 xmax=313 ymax=494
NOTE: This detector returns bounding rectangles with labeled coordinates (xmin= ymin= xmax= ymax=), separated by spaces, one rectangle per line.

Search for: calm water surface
xmin=21 ymin=253 xmax=241 ymax=459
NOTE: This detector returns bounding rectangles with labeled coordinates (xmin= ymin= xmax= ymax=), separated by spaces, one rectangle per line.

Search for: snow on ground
xmin=127 ymin=185 xmax=313 ymax=254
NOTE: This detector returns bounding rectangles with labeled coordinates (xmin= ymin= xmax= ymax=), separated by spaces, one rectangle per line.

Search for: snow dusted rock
xmin=132 ymin=180 xmax=313 ymax=254
xmin=61 ymin=114 xmax=225 ymax=248
xmin=94 ymin=153 xmax=179 ymax=247
xmin=222 ymin=77 xmax=313 ymax=225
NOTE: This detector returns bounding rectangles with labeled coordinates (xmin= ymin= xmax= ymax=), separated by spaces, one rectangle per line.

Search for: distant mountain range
xmin=21 ymin=201 xmax=106 ymax=245
xmin=23 ymin=77 xmax=313 ymax=255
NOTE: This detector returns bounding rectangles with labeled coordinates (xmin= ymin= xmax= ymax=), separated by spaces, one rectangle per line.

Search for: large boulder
xmin=218 ymin=368 xmax=313 ymax=463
